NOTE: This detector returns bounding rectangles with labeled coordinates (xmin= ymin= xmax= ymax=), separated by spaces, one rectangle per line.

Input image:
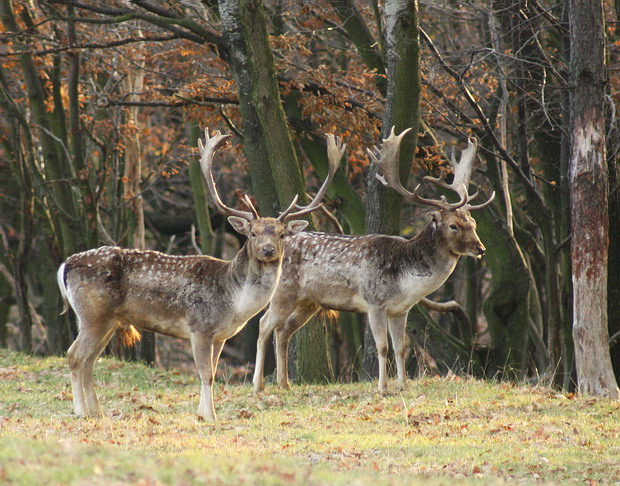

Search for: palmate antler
xmin=370 ymin=126 xmax=495 ymax=212
xmin=198 ymin=129 xmax=346 ymax=222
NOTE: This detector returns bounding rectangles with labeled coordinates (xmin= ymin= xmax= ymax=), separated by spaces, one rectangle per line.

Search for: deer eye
xmin=250 ymin=231 xmax=257 ymax=238
xmin=449 ymin=224 xmax=458 ymax=231
xmin=279 ymin=233 xmax=285 ymax=239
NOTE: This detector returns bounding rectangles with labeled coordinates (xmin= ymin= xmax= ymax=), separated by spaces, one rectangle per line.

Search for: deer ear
xmin=427 ymin=211 xmax=441 ymax=224
xmin=228 ymin=216 xmax=251 ymax=235
xmin=286 ymin=220 xmax=309 ymax=235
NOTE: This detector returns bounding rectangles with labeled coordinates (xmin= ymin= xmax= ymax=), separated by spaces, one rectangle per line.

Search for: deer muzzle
xmin=261 ymin=243 xmax=277 ymax=260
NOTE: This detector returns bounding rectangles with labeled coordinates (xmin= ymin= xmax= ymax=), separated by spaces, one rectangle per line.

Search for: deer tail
xmin=118 ymin=324 xmax=142 ymax=347
xmin=57 ymin=263 xmax=70 ymax=315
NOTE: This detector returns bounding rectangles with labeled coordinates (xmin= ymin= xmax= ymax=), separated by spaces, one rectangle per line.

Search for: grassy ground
xmin=0 ymin=349 xmax=618 ymax=485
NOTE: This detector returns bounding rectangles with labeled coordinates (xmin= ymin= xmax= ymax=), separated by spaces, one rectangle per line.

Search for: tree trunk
xmin=476 ymin=208 xmax=531 ymax=378
xmin=569 ymin=0 xmax=618 ymax=398
xmin=329 ymin=0 xmax=387 ymax=96
xmin=219 ymin=0 xmax=331 ymax=383
xmin=188 ymin=121 xmax=216 ymax=255
xmin=14 ymin=137 xmax=34 ymax=354
xmin=607 ymin=2 xmax=620 ymax=384
xmin=362 ymin=0 xmax=421 ymax=379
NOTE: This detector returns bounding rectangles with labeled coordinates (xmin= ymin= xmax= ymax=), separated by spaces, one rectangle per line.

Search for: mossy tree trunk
xmin=219 ymin=0 xmax=331 ymax=383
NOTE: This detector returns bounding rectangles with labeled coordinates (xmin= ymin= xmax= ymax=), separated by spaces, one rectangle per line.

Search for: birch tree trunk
xmin=569 ymin=0 xmax=619 ymax=398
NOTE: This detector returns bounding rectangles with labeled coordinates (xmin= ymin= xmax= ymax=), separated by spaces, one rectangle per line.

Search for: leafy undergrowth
xmin=0 ymin=350 xmax=618 ymax=485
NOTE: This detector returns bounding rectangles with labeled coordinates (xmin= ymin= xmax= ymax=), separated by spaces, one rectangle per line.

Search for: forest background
xmin=0 ymin=0 xmax=619 ymax=397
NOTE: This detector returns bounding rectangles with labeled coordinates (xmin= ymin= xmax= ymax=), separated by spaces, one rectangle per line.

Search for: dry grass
xmin=1 ymin=349 xmax=619 ymax=485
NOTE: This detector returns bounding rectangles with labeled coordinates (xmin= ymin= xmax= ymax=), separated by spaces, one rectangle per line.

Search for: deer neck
xmin=405 ymin=221 xmax=460 ymax=278
xmin=227 ymin=242 xmax=283 ymax=316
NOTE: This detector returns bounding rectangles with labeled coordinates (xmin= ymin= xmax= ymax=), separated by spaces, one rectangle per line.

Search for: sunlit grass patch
xmin=1 ymin=349 xmax=619 ymax=485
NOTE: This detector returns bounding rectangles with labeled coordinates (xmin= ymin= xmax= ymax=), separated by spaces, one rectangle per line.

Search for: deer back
xmin=279 ymin=226 xmax=457 ymax=313
xmin=60 ymin=246 xmax=238 ymax=339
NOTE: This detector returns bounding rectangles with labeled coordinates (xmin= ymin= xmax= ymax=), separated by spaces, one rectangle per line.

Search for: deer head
xmin=198 ymin=129 xmax=345 ymax=262
xmin=370 ymin=126 xmax=495 ymax=259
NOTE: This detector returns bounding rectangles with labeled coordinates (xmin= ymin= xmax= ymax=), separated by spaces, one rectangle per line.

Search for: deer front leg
xmin=388 ymin=312 xmax=409 ymax=391
xmin=190 ymin=330 xmax=216 ymax=422
xmin=367 ymin=307 xmax=389 ymax=394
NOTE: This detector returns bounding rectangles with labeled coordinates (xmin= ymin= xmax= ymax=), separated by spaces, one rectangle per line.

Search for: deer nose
xmin=476 ymin=243 xmax=486 ymax=256
xmin=262 ymin=244 xmax=276 ymax=258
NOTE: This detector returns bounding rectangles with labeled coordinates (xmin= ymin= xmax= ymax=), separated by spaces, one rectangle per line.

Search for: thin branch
xmin=0 ymin=34 xmax=180 ymax=57
xmin=49 ymin=13 xmax=213 ymax=46
xmin=610 ymin=329 xmax=620 ymax=349
xmin=219 ymin=106 xmax=243 ymax=138
xmin=103 ymin=94 xmax=238 ymax=108
xmin=420 ymin=27 xmax=549 ymax=215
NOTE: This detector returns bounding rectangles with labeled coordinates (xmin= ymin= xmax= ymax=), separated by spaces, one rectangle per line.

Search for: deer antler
xmin=278 ymin=133 xmax=346 ymax=222
xmin=198 ymin=129 xmax=256 ymax=221
xmin=372 ymin=129 xmax=494 ymax=212
xmin=370 ymin=126 xmax=464 ymax=211
xmin=423 ymin=138 xmax=495 ymax=211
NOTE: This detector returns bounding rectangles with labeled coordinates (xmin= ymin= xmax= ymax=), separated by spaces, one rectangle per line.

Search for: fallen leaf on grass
xmin=237 ymin=409 xmax=254 ymax=419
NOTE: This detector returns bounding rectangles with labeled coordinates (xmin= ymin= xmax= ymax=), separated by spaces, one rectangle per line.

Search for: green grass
xmin=1 ymin=349 xmax=619 ymax=485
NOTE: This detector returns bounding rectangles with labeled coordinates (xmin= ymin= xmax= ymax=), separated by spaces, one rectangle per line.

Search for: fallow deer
xmin=253 ymin=127 xmax=494 ymax=394
xmin=57 ymin=129 xmax=345 ymax=421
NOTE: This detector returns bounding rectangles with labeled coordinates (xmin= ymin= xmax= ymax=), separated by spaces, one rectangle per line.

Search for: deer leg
xmin=212 ymin=339 xmax=225 ymax=380
xmin=388 ymin=313 xmax=409 ymax=391
xmin=274 ymin=303 xmax=320 ymax=390
xmin=67 ymin=338 xmax=87 ymax=418
xmin=367 ymin=307 xmax=389 ymax=394
xmin=190 ymin=330 xmax=216 ymax=421
xmin=81 ymin=325 xmax=117 ymax=416
xmin=67 ymin=317 xmax=116 ymax=417
xmin=253 ymin=308 xmax=277 ymax=393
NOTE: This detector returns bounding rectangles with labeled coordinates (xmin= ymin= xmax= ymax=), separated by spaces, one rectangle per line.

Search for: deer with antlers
xmin=253 ymin=127 xmax=494 ymax=394
xmin=57 ymin=129 xmax=345 ymax=421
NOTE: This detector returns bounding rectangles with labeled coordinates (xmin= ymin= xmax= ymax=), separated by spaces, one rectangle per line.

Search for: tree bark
xmin=329 ymin=0 xmax=387 ymax=96
xmin=219 ymin=0 xmax=331 ymax=383
xmin=607 ymin=1 xmax=620 ymax=384
xmin=14 ymin=135 xmax=34 ymax=354
xmin=569 ymin=0 xmax=618 ymax=398
xmin=188 ymin=121 xmax=216 ymax=255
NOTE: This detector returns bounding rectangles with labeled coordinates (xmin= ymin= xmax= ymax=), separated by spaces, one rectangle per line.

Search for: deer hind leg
xmin=274 ymin=302 xmax=320 ymax=390
xmin=388 ymin=312 xmax=409 ymax=391
xmin=67 ymin=316 xmax=117 ymax=417
xmin=190 ymin=330 xmax=216 ymax=421
xmin=367 ymin=307 xmax=389 ymax=394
